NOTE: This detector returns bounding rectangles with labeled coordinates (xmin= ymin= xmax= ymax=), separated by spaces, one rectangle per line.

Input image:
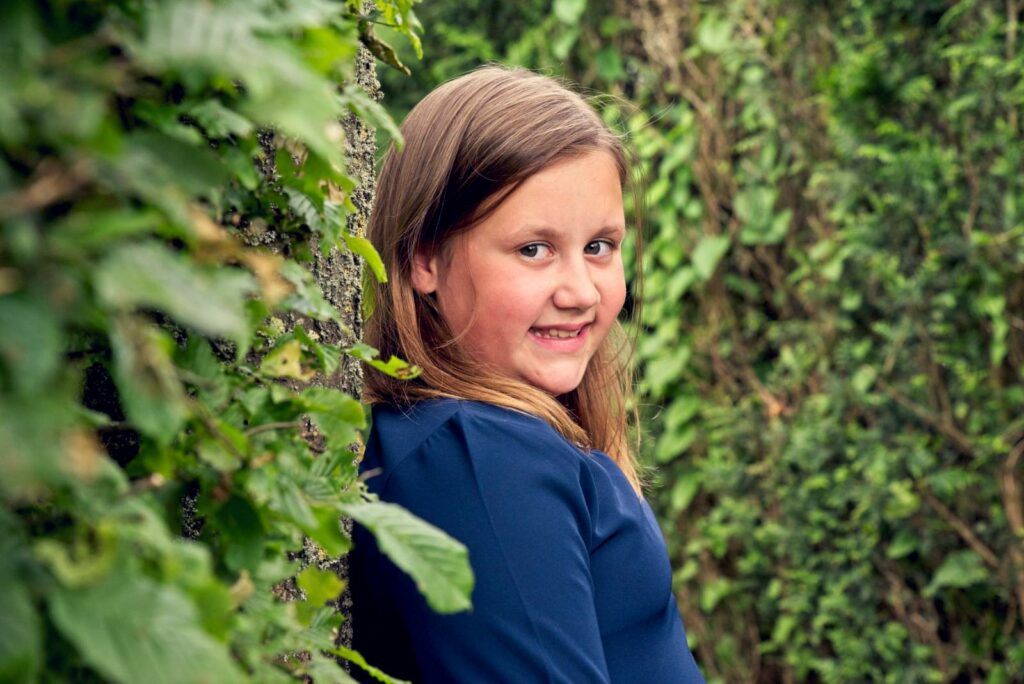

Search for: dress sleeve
xmin=372 ymin=404 xmax=611 ymax=684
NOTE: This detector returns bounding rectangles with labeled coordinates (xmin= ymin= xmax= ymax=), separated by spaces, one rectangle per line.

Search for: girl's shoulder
xmin=365 ymin=398 xmax=637 ymax=508
xmin=370 ymin=397 xmax=582 ymax=462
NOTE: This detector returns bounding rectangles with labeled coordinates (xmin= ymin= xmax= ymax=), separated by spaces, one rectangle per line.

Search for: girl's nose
xmin=552 ymin=258 xmax=600 ymax=310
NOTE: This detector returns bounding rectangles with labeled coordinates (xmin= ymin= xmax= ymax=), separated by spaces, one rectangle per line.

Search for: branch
xmin=0 ymin=158 xmax=91 ymax=220
xmin=879 ymin=380 xmax=976 ymax=458
xmin=1000 ymin=438 xmax=1024 ymax=622
xmin=917 ymin=483 xmax=999 ymax=569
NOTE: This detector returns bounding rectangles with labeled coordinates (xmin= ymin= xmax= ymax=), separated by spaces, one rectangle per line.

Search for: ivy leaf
xmin=697 ymin=13 xmax=732 ymax=54
xmin=924 ymin=550 xmax=989 ymax=596
xmin=553 ymin=0 xmax=587 ymax=25
xmin=691 ymin=235 xmax=730 ymax=281
xmin=342 ymin=501 xmax=473 ymax=614
xmin=49 ymin=570 xmax=244 ymax=684
xmin=342 ymin=233 xmax=387 ymax=283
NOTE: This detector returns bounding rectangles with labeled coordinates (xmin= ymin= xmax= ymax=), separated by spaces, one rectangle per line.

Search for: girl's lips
xmin=528 ymin=323 xmax=591 ymax=350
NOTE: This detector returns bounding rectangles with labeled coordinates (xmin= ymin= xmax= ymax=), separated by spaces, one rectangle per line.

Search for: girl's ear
xmin=410 ymin=251 xmax=440 ymax=295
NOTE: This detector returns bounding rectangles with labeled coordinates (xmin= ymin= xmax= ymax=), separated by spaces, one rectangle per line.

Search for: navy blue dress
xmin=349 ymin=399 xmax=705 ymax=683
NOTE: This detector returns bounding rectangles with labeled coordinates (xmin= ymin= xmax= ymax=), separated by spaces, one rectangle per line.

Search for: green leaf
xmin=886 ymin=529 xmax=918 ymax=560
xmin=0 ymin=582 xmax=40 ymax=683
xmin=197 ymin=441 xmax=242 ymax=473
xmin=358 ymin=21 xmax=410 ymax=75
xmin=49 ymin=570 xmax=243 ymax=684
xmin=342 ymin=501 xmax=474 ymax=614
xmin=187 ymin=100 xmax=255 ymax=138
xmin=691 ymin=235 xmax=730 ymax=281
xmin=306 ymin=507 xmax=351 ymax=556
xmin=924 ymin=550 xmax=990 ymax=596
xmin=294 ymin=325 xmax=342 ymax=375
xmin=851 ymin=365 xmax=878 ymax=394
xmin=279 ymin=260 xmax=343 ymax=324
xmin=339 ymin=85 xmax=403 ymax=150
xmin=105 ymin=132 xmax=230 ymax=223
xmin=345 ymin=343 xmax=421 ymax=379
xmin=49 ymin=208 xmax=169 ymax=254
xmin=655 ymin=425 xmax=697 ymax=463
xmin=301 ymin=387 xmax=366 ymax=445
xmin=0 ymin=293 xmax=61 ymax=395
xmin=136 ymin=1 xmax=348 ymax=169
xmin=260 ymin=339 xmax=315 ymax=381
xmin=552 ymin=26 xmax=580 ymax=60
xmin=699 ymin=577 xmax=733 ymax=612
xmin=214 ymin=495 xmax=266 ymax=573
xmin=95 ymin=242 xmax=255 ymax=344
xmin=277 ymin=479 xmax=318 ymax=529
xmin=334 ymin=645 xmax=410 ymax=684
xmin=297 ymin=566 xmax=345 ymax=606
xmin=366 ymin=355 xmax=421 ymax=379
xmin=669 ymin=470 xmax=702 ymax=512
xmin=553 ymin=0 xmax=587 ymax=25
xmin=0 ymin=391 xmax=80 ymax=500
xmin=595 ymin=47 xmax=625 ymax=82
xmin=109 ymin=318 xmax=189 ymax=444
xmin=697 ymin=13 xmax=732 ymax=54
xmin=342 ymin=233 xmax=387 ymax=283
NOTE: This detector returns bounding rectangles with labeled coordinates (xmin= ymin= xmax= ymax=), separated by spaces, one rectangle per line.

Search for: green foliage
xmin=0 ymin=1 xmax=473 ymax=682
xmin=382 ymin=1 xmax=1024 ymax=681
xmin=341 ymin=502 xmax=474 ymax=613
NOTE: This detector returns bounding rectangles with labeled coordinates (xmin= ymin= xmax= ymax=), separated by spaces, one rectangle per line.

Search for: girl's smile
xmin=411 ymin=150 xmax=627 ymax=396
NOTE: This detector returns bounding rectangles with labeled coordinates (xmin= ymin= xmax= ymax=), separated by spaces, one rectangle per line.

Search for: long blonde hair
xmin=364 ymin=66 xmax=647 ymax=495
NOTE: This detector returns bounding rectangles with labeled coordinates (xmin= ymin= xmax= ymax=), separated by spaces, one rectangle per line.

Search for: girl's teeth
xmin=533 ymin=328 xmax=580 ymax=339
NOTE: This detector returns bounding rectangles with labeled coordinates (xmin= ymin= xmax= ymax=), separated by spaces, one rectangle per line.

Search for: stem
xmin=244 ymin=420 xmax=303 ymax=437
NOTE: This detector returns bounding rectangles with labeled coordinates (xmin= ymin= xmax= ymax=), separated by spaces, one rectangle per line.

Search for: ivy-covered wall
xmin=382 ymin=1 xmax=1024 ymax=681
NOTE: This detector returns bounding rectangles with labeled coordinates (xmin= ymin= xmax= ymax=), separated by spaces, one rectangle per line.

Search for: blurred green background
xmin=379 ymin=1 xmax=1024 ymax=681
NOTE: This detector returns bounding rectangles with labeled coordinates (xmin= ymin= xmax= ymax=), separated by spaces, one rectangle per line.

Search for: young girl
xmin=350 ymin=66 xmax=705 ymax=683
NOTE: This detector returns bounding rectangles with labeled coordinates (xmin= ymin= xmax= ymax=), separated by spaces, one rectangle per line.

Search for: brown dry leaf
xmin=230 ymin=569 xmax=256 ymax=608
xmin=241 ymin=251 xmax=293 ymax=306
xmin=62 ymin=429 xmax=103 ymax=481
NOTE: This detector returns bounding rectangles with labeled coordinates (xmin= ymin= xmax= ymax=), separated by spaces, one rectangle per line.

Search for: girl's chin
xmin=522 ymin=369 xmax=587 ymax=397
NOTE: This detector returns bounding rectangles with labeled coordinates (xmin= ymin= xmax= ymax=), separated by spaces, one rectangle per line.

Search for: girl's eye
xmin=584 ymin=240 xmax=614 ymax=256
xmin=519 ymin=243 xmax=551 ymax=259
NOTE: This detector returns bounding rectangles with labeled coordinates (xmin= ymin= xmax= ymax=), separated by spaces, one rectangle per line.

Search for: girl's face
xmin=412 ymin=150 xmax=627 ymax=396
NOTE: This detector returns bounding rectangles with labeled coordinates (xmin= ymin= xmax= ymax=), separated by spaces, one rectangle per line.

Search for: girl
xmin=350 ymin=66 xmax=705 ymax=683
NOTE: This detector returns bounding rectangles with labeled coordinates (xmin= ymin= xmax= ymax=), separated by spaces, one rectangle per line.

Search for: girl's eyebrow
xmin=508 ymin=223 xmax=626 ymax=241
xmin=507 ymin=224 xmax=560 ymax=242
